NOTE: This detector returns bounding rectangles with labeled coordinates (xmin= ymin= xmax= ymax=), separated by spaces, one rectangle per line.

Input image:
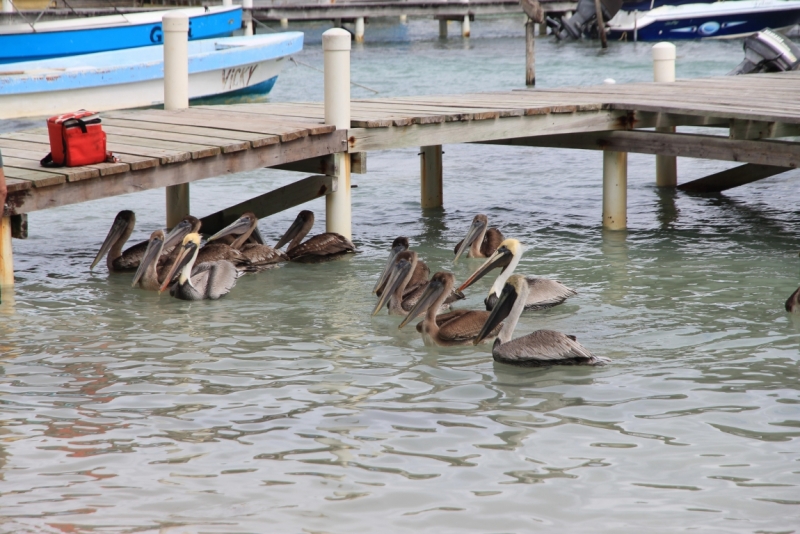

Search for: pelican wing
xmin=525 ymin=277 xmax=577 ymax=308
xmin=240 ymin=243 xmax=289 ymax=266
xmin=288 ymin=233 xmax=355 ymax=260
xmin=493 ymin=329 xmax=609 ymax=366
xmin=415 ymin=309 xmax=470 ymax=333
xmin=437 ymin=310 xmax=494 ymax=342
xmin=481 ymin=228 xmax=505 ymax=257
xmin=112 ymin=239 xmax=149 ymax=271
xmin=196 ymin=242 xmax=247 ymax=266
xmin=191 ymin=260 xmax=238 ymax=300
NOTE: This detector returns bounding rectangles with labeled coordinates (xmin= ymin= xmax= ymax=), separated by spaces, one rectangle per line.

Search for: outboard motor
xmin=728 ymin=29 xmax=800 ymax=75
xmin=548 ymin=0 xmax=623 ymax=39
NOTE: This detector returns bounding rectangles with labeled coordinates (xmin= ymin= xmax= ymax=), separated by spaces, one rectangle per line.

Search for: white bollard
xmin=355 ymin=17 xmax=365 ymax=43
xmin=242 ymin=0 xmax=253 ymax=36
xmin=323 ymin=28 xmax=352 ymax=240
xmin=653 ymin=42 xmax=677 ymax=187
xmin=280 ymin=18 xmax=289 ymax=29
xmin=2 ymin=0 xmax=13 ymax=13
xmin=163 ymin=12 xmax=190 ymax=228
xmin=400 ymin=14 xmax=407 ymax=23
xmin=462 ymin=15 xmax=470 ymax=37
xmin=602 ymin=151 xmax=627 ymax=230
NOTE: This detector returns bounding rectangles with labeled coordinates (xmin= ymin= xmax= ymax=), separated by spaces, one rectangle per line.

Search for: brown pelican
xmin=90 ymin=211 xmax=197 ymax=272
xmin=453 ymin=214 xmax=504 ymax=263
xmin=786 ymin=286 xmax=800 ymax=312
xmin=396 ymin=271 xmax=501 ymax=346
xmin=372 ymin=252 xmax=461 ymax=316
xmin=474 ymin=275 xmax=609 ymax=366
xmin=207 ymin=212 xmax=288 ymax=269
xmin=158 ymin=233 xmax=239 ymax=300
xmin=373 ymin=237 xmax=430 ymax=297
xmin=131 ymin=230 xmax=167 ymax=291
xmin=275 ymin=210 xmax=355 ymax=262
xmin=458 ymin=238 xmax=576 ymax=311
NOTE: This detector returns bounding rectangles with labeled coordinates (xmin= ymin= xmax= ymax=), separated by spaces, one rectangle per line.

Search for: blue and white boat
xmin=0 ymin=32 xmax=303 ymax=120
xmin=607 ymin=0 xmax=800 ymax=40
xmin=0 ymin=5 xmax=242 ymax=64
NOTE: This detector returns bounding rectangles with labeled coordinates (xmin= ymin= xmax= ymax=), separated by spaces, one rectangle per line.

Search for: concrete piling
xmin=653 ymin=42 xmax=677 ymax=187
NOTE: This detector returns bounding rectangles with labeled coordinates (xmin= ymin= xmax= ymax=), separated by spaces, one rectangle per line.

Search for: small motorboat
xmin=0 ymin=32 xmax=303 ymax=119
xmin=0 ymin=5 xmax=242 ymax=64
xmin=728 ymin=28 xmax=800 ymax=73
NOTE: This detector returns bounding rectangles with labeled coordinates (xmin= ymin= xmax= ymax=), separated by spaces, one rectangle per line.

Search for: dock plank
xmin=102 ymin=124 xmax=249 ymax=153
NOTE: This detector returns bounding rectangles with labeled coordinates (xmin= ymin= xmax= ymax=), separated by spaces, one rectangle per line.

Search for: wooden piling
xmin=439 ymin=19 xmax=448 ymax=38
xmin=0 ymin=216 xmax=12 ymax=287
xmin=594 ymin=0 xmax=607 ymax=48
xmin=163 ymin=12 xmax=191 ymax=228
xmin=653 ymin=42 xmax=677 ymax=187
xmin=525 ymin=19 xmax=535 ymax=86
xmin=323 ymin=28 xmax=352 ymax=240
xmin=602 ymin=151 xmax=627 ymax=230
xmin=420 ymin=145 xmax=443 ymax=208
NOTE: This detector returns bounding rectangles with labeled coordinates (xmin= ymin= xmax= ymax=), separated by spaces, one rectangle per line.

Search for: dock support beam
xmin=462 ymin=15 xmax=470 ymax=37
xmin=420 ymin=145 xmax=443 ymax=208
xmin=525 ymin=18 xmax=535 ymax=86
xmin=355 ymin=17 xmax=365 ymax=42
xmin=653 ymin=42 xmax=677 ymax=187
xmin=602 ymin=151 xmax=627 ymax=230
xmin=163 ymin=12 xmax=191 ymax=229
xmin=439 ymin=19 xmax=448 ymax=38
xmin=280 ymin=18 xmax=289 ymax=28
xmin=2 ymin=0 xmax=13 ymax=13
xmin=0 ymin=216 xmax=13 ymax=288
xmin=243 ymin=0 xmax=254 ymax=36
xmin=323 ymin=28 xmax=352 ymax=240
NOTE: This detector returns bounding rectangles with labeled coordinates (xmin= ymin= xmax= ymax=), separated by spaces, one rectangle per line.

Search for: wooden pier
xmin=2 ymin=54 xmax=799 ymax=285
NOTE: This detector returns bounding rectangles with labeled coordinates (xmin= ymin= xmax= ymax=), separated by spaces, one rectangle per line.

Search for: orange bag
xmin=40 ymin=110 xmax=115 ymax=167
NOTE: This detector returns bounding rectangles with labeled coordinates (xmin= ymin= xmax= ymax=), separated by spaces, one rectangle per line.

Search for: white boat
xmin=0 ymin=32 xmax=303 ymax=120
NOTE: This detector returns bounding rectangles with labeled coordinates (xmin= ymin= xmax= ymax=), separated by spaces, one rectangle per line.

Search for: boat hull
xmin=607 ymin=1 xmax=800 ymax=40
xmin=0 ymin=6 xmax=242 ymax=63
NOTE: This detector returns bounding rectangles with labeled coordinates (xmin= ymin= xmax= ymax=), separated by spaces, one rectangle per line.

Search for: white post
xmin=420 ymin=146 xmax=443 ymax=208
xmin=280 ymin=18 xmax=289 ymax=28
xmin=2 ymin=0 xmax=13 ymax=13
xmin=242 ymin=0 xmax=253 ymax=36
xmin=462 ymin=15 xmax=470 ymax=37
xmin=653 ymin=42 xmax=677 ymax=187
xmin=163 ymin=12 xmax=190 ymax=229
xmin=355 ymin=17 xmax=365 ymax=42
xmin=439 ymin=19 xmax=448 ymax=39
xmin=222 ymin=0 xmax=232 ymax=5
xmin=400 ymin=14 xmax=407 ymax=23
xmin=323 ymin=28 xmax=352 ymax=240
xmin=602 ymin=151 xmax=627 ymax=230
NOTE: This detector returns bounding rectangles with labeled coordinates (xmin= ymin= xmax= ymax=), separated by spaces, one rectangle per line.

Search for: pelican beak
xmin=453 ymin=218 xmax=487 ymax=264
xmin=208 ymin=216 xmax=251 ymax=242
xmin=90 ymin=216 xmax=129 ymax=270
xmin=162 ymin=219 xmax=193 ymax=251
xmin=275 ymin=215 xmax=304 ymax=249
xmin=251 ymin=226 xmax=266 ymax=245
xmin=398 ymin=278 xmax=444 ymax=329
xmin=159 ymin=241 xmax=196 ymax=293
xmin=373 ymin=243 xmax=405 ymax=295
xmin=371 ymin=258 xmax=412 ymax=316
xmin=131 ymin=235 xmax=163 ymax=288
xmin=457 ymin=246 xmax=512 ymax=292
xmin=474 ymin=282 xmax=516 ymax=345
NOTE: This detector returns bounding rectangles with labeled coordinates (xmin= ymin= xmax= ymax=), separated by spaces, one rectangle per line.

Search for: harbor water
xmin=2 ymin=17 xmax=800 ymax=532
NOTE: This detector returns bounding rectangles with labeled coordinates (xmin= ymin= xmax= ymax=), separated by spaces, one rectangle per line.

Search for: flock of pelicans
xmin=91 ymin=210 xmax=612 ymax=367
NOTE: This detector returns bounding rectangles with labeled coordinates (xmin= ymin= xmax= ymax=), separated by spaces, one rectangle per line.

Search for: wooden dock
xmin=2 ymin=70 xmax=800 ymax=285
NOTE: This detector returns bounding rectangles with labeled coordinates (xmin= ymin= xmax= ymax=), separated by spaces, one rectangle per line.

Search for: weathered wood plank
xmin=102 ymin=117 xmax=280 ymax=148
xmin=105 ymin=133 xmax=221 ymax=159
xmin=0 ymin=136 xmax=155 ymax=170
xmin=678 ymin=163 xmax=792 ymax=192
xmin=3 ymin=177 xmax=31 ymax=194
xmin=3 ymin=156 xmax=98 ymax=182
xmin=2 ymin=165 xmax=67 ymax=187
xmin=102 ymin=124 xmax=249 ymax=153
xmin=199 ymin=174 xmax=336 ymax=235
xmin=197 ymin=105 xmax=336 ymax=135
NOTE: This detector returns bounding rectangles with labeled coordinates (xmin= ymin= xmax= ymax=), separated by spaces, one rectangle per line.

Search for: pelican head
xmin=159 ymin=233 xmax=202 ymax=293
xmin=372 ymin=251 xmax=416 ymax=316
xmin=398 ymin=271 xmax=454 ymax=329
xmin=373 ymin=236 xmax=410 ymax=294
xmin=207 ymin=212 xmax=257 ymax=243
xmin=457 ymin=238 xmax=523 ymax=293
xmin=276 ymin=210 xmax=314 ymax=249
xmin=453 ymin=214 xmax=488 ymax=264
xmin=90 ymin=210 xmax=135 ymax=270
xmin=163 ymin=215 xmax=199 ymax=250
xmin=474 ymin=274 xmax=527 ymax=345
xmin=131 ymin=230 xmax=165 ymax=288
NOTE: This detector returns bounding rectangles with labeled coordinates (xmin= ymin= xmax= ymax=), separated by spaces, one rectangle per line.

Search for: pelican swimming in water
xmin=786 ymin=285 xmax=800 ymax=312
xmin=373 ymin=237 xmax=430 ymax=297
xmin=207 ymin=212 xmax=288 ymax=269
xmin=131 ymin=230 xmax=168 ymax=291
xmin=453 ymin=214 xmax=504 ymax=263
xmin=458 ymin=238 xmax=576 ymax=311
xmin=475 ymin=275 xmax=609 ymax=366
xmin=372 ymin=252 xmax=462 ymax=317
xmin=275 ymin=210 xmax=355 ymax=262
xmin=158 ymin=233 xmax=239 ymax=300
xmin=396 ymin=271 xmax=501 ymax=346
xmin=90 ymin=211 xmax=196 ymax=272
